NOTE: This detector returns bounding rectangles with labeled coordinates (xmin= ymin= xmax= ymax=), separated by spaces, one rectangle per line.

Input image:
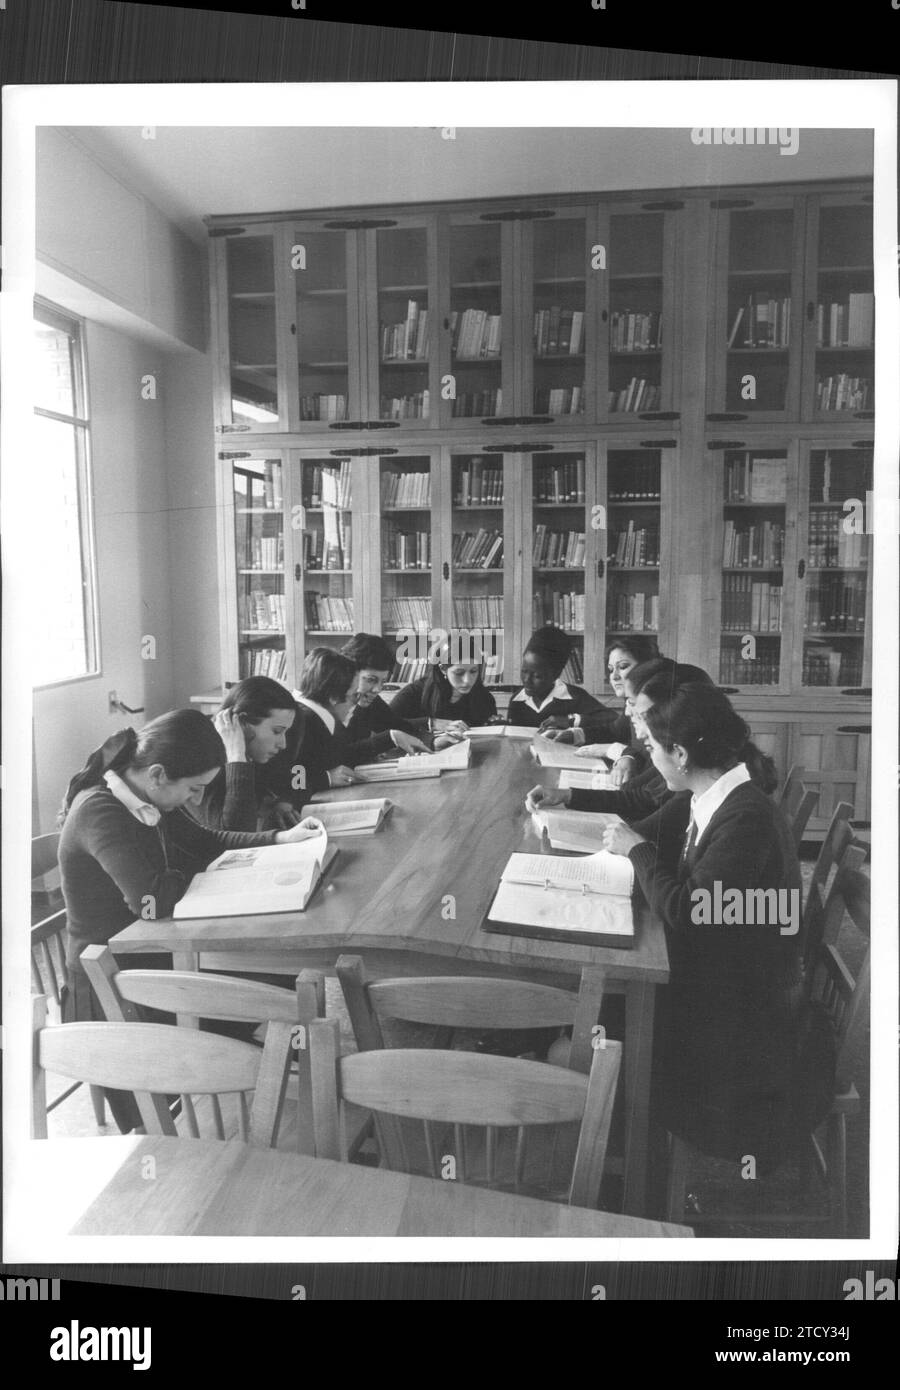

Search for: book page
xmin=532 ymin=808 xmax=624 ymax=852
xmin=409 ymin=738 xmax=472 ymax=769
xmin=558 ymin=769 xmax=617 ymax=791
xmin=354 ymin=764 xmax=441 ymax=781
xmin=299 ymin=799 xmax=391 ymax=832
xmin=502 ymin=849 xmax=634 ymax=896
xmin=489 ymin=880 xmax=633 ymax=938
xmin=532 ymin=736 xmax=610 ymax=770
xmin=207 ymin=828 xmax=328 ymax=873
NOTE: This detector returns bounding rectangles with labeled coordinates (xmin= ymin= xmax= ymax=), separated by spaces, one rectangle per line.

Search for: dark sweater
xmin=344 ymin=695 xmax=420 ymax=763
xmin=626 ymin=783 xmax=803 ymax=1162
xmin=569 ymin=763 xmax=670 ymax=822
xmin=579 ymin=706 xmax=633 ymax=744
xmin=506 ymin=682 xmax=606 ymax=729
xmin=264 ymin=703 xmax=355 ymax=803
xmin=192 ymin=761 xmax=267 ymax=833
xmin=389 ymin=669 xmax=497 ymax=730
xmin=59 ymin=786 xmax=278 ymax=968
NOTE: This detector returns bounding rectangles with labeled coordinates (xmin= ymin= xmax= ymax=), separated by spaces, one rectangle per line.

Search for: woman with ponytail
xmin=598 ymin=683 xmax=803 ymax=1166
xmin=57 ymin=709 xmax=321 ymax=1130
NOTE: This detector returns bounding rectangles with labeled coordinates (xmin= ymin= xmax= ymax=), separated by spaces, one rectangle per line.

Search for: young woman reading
xmin=388 ymin=643 xmax=497 ymax=747
xmin=339 ymin=633 xmax=430 ymax=762
xmin=190 ymin=676 xmax=298 ymax=832
xmin=507 ymin=625 xmax=608 ymax=731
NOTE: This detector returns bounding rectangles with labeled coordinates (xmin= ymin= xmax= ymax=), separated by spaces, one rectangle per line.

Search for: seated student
xmin=389 ymin=642 xmax=497 ymax=746
xmin=339 ymin=633 xmax=431 ymax=763
xmin=545 ymin=635 xmax=661 ymax=750
xmin=278 ymin=647 xmax=363 ymax=795
xmin=600 ymin=683 xmax=802 ymax=1166
xmin=190 ymin=676 xmax=298 ymax=833
xmin=507 ymin=625 xmax=609 ymax=730
xmin=57 ymin=709 xmax=322 ymax=1133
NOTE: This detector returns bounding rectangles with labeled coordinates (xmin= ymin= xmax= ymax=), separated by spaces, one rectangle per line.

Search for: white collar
xmin=690 ymin=762 xmax=751 ymax=844
xmin=511 ymin=679 xmax=571 ymax=714
xmin=293 ymin=692 xmax=336 ymax=736
xmin=103 ymin=769 xmax=161 ymax=826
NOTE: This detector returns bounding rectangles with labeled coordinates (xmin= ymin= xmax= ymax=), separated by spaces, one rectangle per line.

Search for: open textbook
xmin=531 ymin=736 xmax=611 ymax=772
xmin=173 ymin=829 xmax=336 ymax=918
xmin=465 ymin=724 xmax=535 ymax=739
xmin=298 ymin=799 xmax=393 ymax=835
xmin=557 ymin=767 xmax=617 ymax=791
xmin=485 ymin=849 xmax=635 ymax=948
xmin=531 ymin=808 xmax=625 ymax=853
xmin=355 ymin=738 xmax=472 ymax=781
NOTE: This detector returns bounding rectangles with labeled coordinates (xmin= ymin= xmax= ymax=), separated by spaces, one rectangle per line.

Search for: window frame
xmin=32 ymin=299 xmax=101 ymax=688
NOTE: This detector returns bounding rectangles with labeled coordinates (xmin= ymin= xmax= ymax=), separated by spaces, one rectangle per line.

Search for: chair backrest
xmin=32 ymin=831 xmax=62 ymax=882
xmin=806 ymin=944 xmax=870 ymax=1095
xmin=308 ymin=1015 xmax=622 ymax=1208
xmin=336 ymin=954 xmax=606 ymax=1075
xmin=31 ymin=834 xmax=68 ymax=1007
xmin=788 ymin=787 xmax=818 ymax=849
xmin=802 ymin=842 xmax=869 ymax=973
xmin=81 ymin=945 xmax=323 ymax=1146
xmin=32 ymin=995 xmax=295 ymax=1147
xmin=778 ymin=764 xmax=806 ymax=815
xmin=807 ymin=801 xmax=854 ymax=907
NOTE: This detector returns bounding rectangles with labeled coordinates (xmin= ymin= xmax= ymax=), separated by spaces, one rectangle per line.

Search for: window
xmin=32 ymin=303 xmax=99 ymax=685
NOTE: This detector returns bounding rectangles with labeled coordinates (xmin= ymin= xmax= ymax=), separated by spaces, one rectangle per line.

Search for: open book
xmin=298 ymin=799 xmax=392 ymax=836
xmin=353 ymin=762 xmax=441 ymax=783
xmin=465 ymin=724 xmax=535 ymax=740
xmin=532 ymin=736 xmax=611 ymax=771
xmin=356 ymin=739 xmax=471 ymax=780
xmin=558 ymin=768 xmax=617 ymax=791
xmin=485 ymin=850 xmax=634 ymax=948
xmin=531 ymin=808 xmax=625 ymax=853
xmin=174 ymin=830 xmax=336 ymax=918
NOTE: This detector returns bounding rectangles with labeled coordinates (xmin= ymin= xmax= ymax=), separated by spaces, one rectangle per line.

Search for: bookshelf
xmin=806 ymin=195 xmax=875 ymax=422
xmin=226 ymin=455 xmax=291 ymax=683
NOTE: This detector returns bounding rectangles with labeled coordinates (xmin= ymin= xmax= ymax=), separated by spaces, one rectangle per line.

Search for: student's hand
xmin=538 ymin=715 xmax=572 ymax=732
xmin=213 ymin=710 xmax=247 ymax=762
xmin=525 ymin=785 xmax=572 ymax=813
xmin=433 ymin=727 xmax=467 ymax=749
xmin=389 ymin=729 xmax=431 ymax=755
xmin=602 ymin=823 xmax=646 ymax=856
xmin=271 ymin=800 xmax=303 ymax=830
xmin=327 ymin=765 xmax=361 ymax=787
xmin=611 ymin=755 xmax=638 ymax=788
xmin=275 ymin=816 xmax=325 ymax=844
xmin=575 ymin=743 xmax=612 ymax=759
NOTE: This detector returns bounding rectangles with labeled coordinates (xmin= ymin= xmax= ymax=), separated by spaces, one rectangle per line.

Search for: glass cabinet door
xmin=219 ymin=231 xmax=283 ymax=431
xmin=231 ymin=457 xmax=288 ymax=682
xmin=296 ymin=456 xmax=355 ymax=658
xmin=443 ymin=216 xmax=511 ymax=426
xmin=799 ymin=446 xmax=872 ymax=688
xmin=449 ymin=451 xmax=510 ymax=684
xmin=604 ymin=448 xmax=663 ymax=650
xmin=292 ymin=226 xmax=358 ymax=427
xmin=380 ymin=454 xmax=436 ymax=679
xmin=530 ymin=450 xmax=590 ymax=686
xmin=527 ymin=212 xmax=590 ymax=423
xmin=809 ymin=199 xmax=874 ymax=422
xmin=605 ymin=211 xmax=670 ymax=422
xmin=367 ymin=221 xmax=435 ymax=426
xmin=716 ymin=447 xmax=789 ymax=690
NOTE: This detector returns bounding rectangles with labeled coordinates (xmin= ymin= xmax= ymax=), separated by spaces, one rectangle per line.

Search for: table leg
xmin=623 ymin=980 xmax=656 ymax=1216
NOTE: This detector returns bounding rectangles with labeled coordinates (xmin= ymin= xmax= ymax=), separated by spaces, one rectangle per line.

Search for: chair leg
xmin=89 ymin=1085 xmax=107 ymax=1128
xmin=665 ymin=1132 xmax=691 ymax=1223
xmin=826 ymin=1114 xmax=848 ymax=1237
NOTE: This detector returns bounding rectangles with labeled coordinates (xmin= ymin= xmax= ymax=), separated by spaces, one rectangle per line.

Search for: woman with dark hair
xmin=545 ymin=635 xmax=662 ymax=761
xmin=339 ymin=633 xmax=430 ymax=763
xmin=191 ymin=676 xmax=298 ymax=832
xmin=388 ymin=641 xmax=497 ymax=744
xmin=264 ymin=647 xmax=363 ymax=803
xmin=506 ymin=625 xmax=608 ymax=730
xmin=57 ymin=708 xmax=322 ymax=1131
xmin=600 ymin=683 xmax=803 ymax=1166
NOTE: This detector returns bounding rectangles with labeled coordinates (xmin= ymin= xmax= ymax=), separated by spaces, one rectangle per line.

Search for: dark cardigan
xmin=627 ymin=783 xmax=803 ymax=1163
xmin=506 ymin=682 xmax=607 ymax=729
xmin=343 ymin=695 xmax=420 ymax=763
xmin=192 ymin=761 xmax=268 ymax=833
xmin=389 ymin=668 xmax=497 ymax=731
xmin=263 ymin=703 xmax=355 ymax=803
xmin=569 ymin=762 xmax=670 ymax=822
xmin=59 ymin=786 xmax=279 ymax=969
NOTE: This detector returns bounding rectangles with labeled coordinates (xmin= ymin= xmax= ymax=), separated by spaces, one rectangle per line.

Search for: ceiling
xmin=70 ymin=125 xmax=874 ymax=245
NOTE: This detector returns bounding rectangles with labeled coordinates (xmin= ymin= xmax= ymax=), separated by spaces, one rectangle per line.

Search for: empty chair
xmin=31 ymin=832 xmax=106 ymax=1129
xmin=81 ymin=944 xmax=323 ymax=1147
xmin=778 ymin=764 xmax=806 ymax=817
xmin=805 ymin=801 xmax=854 ymax=910
xmin=777 ymin=765 xmax=817 ymax=849
xmin=308 ymin=1013 xmax=621 ymax=1209
xmin=32 ymin=995 xmax=296 ymax=1148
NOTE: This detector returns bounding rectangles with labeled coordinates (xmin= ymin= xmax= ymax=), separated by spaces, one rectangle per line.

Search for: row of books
xmin=534 ymin=459 xmax=586 ymax=504
xmin=241 ymin=591 xmax=286 ymax=632
xmin=534 ymin=386 xmax=584 ymax=415
xmin=381 ymin=391 xmax=430 ymax=420
xmin=381 ymin=470 xmax=431 ymax=508
xmin=451 ymin=309 xmax=502 ymax=359
xmin=610 ymin=524 xmax=659 ymax=568
xmin=235 ymin=464 xmax=282 ymax=512
xmin=382 ymin=597 xmax=432 ymax=631
xmin=815 ymin=375 xmax=872 ymax=411
xmin=724 ymin=455 xmax=786 ymax=503
xmin=807 ymin=510 xmax=867 ymax=569
xmin=609 ymin=311 xmax=662 ymax=352
xmin=304 ymin=593 xmax=355 ymax=633
xmin=533 ymin=528 xmax=586 ymax=568
xmin=452 ymin=389 xmax=503 ymax=417
xmin=809 ymin=453 xmax=870 ymax=504
xmin=727 ymin=295 xmax=791 ymax=349
xmin=452 ymin=597 xmax=504 ymax=626
xmin=381 ymin=301 xmax=430 ymax=361
xmin=608 ymin=379 xmax=661 ymax=412
xmin=391 ymin=657 xmax=432 ymax=684
xmin=384 ymin=529 xmax=431 ymax=570
xmin=719 ymin=646 xmax=780 ymax=685
xmin=239 ymin=645 xmax=288 ymax=682
xmin=452 ymin=529 xmax=504 ymax=569
xmin=533 ymin=307 xmax=585 ymax=356
xmin=815 ymin=293 xmax=874 ymax=348
xmin=560 ymin=649 xmax=584 ymax=684
xmin=534 ymin=590 xmax=586 ymax=632
xmin=237 ymin=534 xmax=284 ymax=571
xmin=805 ymin=576 xmax=867 ymax=632
xmin=608 ymin=461 xmax=661 ymax=500
xmin=299 ymin=394 xmax=348 ymax=422
xmin=721 ymin=576 xmax=783 ymax=633
xmin=302 ymin=520 xmax=351 ymax=571
xmin=607 ymin=592 xmax=659 ymax=633
xmin=802 ymin=648 xmax=862 ymax=687
xmin=722 ymin=520 xmax=785 ymax=569
xmin=455 ymin=460 xmax=504 ymax=506
xmin=305 ymin=462 xmax=352 ymax=510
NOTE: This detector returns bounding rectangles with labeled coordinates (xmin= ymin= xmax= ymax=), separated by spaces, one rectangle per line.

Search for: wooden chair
xmin=32 ymin=996 xmax=295 ymax=1148
xmin=31 ymin=832 xmax=106 ymax=1129
xmin=308 ymin=1014 xmax=622 ymax=1209
xmin=801 ymin=840 xmax=869 ymax=977
xmin=778 ymin=764 xmax=806 ymax=817
xmin=805 ymin=801 xmax=854 ymax=909
xmin=81 ymin=944 xmax=324 ymax=1149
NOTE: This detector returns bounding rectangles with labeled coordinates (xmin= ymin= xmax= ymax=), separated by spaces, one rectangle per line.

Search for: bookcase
xmin=210 ymin=177 xmax=874 ymax=835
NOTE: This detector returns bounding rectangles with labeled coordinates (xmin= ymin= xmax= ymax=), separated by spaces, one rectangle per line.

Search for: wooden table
xmin=109 ymin=739 xmax=669 ymax=1215
xmin=14 ymin=1137 xmax=691 ymax=1241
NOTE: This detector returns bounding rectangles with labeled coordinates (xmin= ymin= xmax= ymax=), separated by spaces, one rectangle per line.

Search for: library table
xmin=108 ymin=739 xmax=670 ymax=1217
xmin=12 ymin=1137 xmax=691 ymax=1242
